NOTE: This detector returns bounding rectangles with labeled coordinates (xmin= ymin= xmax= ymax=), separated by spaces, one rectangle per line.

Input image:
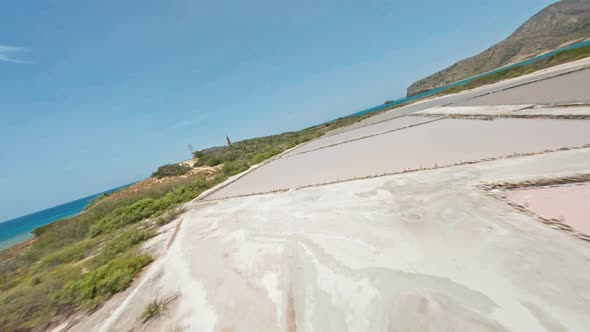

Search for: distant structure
xmin=188 ymin=144 xmax=194 ymax=156
xmin=226 ymin=135 xmax=232 ymax=146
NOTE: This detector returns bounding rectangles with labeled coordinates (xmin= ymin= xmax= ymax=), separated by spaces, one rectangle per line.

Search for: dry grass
xmin=140 ymin=293 xmax=179 ymax=325
xmin=156 ymin=207 xmax=187 ymax=226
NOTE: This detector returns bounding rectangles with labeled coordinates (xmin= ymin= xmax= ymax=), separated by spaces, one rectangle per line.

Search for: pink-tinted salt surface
xmin=458 ymin=68 xmax=590 ymax=106
xmin=208 ymin=118 xmax=590 ymax=199
xmin=504 ymin=184 xmax=590 ymax=235
xmin=287 ymin=116 xmax=437 ymax=156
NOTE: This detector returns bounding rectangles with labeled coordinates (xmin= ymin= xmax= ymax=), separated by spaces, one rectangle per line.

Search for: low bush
xmin=152 ymin=164 xmax=190 ymax=179
xmin=55 ymin=252 xmax=152 ymax=309
xmin=192 ymin=125 xmax=350 ymax=173
xmin=88 ymin=228 xmax=155 ymax=269
xmin=222 ymin=160 xmax=249 ymax=176
xmin=206 ymin=157 xmax=223 ymax=166
xmin=89 ymin=175 xmax=223 ymax=237
xmin=139 ymin=294 xmax=178 ymax=324
xmin=0 ymin=264 xmax=81 ymax=331
xmin=33 ymin=238 xmax=98 ymax=273
xmin=156 ymin=207 xmax=186 ymax=226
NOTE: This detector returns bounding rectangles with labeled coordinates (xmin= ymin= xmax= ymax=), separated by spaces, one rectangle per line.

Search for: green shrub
xmin=152 ymin=164 xmax=190 ymax=179
xmin=88 ymin=228 xmax=154 ymax=269
xmin=140 ymin=293 xmax=178 ymax=324
xmin=156 ymin=207 xmax=186 ymax=226
xmin=89 ymin=198 xmax=160 ymax=236
xmin=33 ymin=238 xmax=97 ymax=273
xmin=192 ymin=129 xmax=332 ymax=174
xmin=89 ymin=175 xmax=223 ymax=236
xmin=0 ymin=264 xmax=81 ymax=331
xmin=206 ymin=157 xmax=223 ymax=166
xmin=222 ymin=161 xmax=250 ymax=176
xmin=55 ymin=253 xmax=152 ymax=309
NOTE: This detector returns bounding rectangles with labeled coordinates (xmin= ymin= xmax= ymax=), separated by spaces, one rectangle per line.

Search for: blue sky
xmin=0 ymin=0 xmax=555 ymax=221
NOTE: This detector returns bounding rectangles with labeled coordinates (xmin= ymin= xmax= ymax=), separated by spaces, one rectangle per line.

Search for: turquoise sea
xmin=0 ymin=184 xmax=132 ymax=251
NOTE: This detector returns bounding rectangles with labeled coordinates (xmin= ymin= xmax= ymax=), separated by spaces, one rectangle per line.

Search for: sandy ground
xmin=456 ymin=69 xmax=590 ymax=106
xmin=504 ymin=183 xmax=590 ymax=235
xmin=208 ymin=118 xmax=590 ymax=199
xmin=71 ymin=147 xmax=590 ymax=332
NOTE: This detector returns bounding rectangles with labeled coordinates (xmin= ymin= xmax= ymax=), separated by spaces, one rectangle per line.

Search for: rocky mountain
xmin=407 ymin=0 xmax=590 ymax=97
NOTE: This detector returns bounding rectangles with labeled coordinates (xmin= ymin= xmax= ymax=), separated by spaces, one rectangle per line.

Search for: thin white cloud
xmin=0 ymin=45 xmax=29 ymax=63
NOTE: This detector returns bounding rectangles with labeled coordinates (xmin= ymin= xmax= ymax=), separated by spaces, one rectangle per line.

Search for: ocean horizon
xmin=0 ymin=183 xmax=133 ymax=251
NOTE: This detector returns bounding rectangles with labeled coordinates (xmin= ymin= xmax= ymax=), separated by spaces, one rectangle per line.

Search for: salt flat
xmin=79 ymin=148 xmax=590 ymax=332
xmin=457 ymin=68 xmax=590 ymax=106
xmin=518 ymin=106 xmax=590 ymax=116
xmin=416 ymin=104 xmax=590 ymax=118
xmin=286 ymin=116 xmax=437 ymax=156
xmin=209 ymin=118 xmax=590 ymax=199
xmin=416 ymin=105 xmax=532 ymax=116
xmin=504 ymin=183 xmax=590 ymax=235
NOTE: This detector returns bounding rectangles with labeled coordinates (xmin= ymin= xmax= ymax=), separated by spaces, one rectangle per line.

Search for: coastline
xmin=0 ymin=233 xmax=35 ymax=252
xmin=0 ymin=183 xmax=134 ymax=251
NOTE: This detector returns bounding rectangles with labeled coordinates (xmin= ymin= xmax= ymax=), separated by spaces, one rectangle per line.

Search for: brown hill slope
xmin=407 ymin=0 xmax=590 ymax=97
